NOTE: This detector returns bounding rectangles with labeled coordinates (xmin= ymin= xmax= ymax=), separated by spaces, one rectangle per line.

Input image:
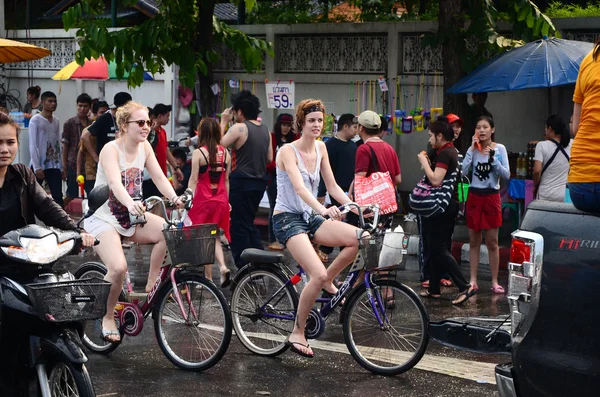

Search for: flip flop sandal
xmin=285 ymin=340 xmax=314 ymax=358
xmin=419 ymin=290 xmax=441 ymax=299
xmin=220 ymin=270 xmax=232 ymax=289
xmin=452 ymin=288 xmax=478 ymax=305
xmin=491 ymin=285 xmax=505 ymax=294
xmin=317 ymin=250 xmax=329 ymax=263
xmin=101 ymin=329 xmax=121 ymax=343
xmin=440 ymin=279 xmax=452 ymax=287
xmin=421 ymin=280 xmax=430 ymax=288
xmin=385 ymin=296 xmax=396 ymax=308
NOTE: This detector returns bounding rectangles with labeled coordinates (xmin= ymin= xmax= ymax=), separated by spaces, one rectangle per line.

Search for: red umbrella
xmin=69 ymin=57 xmax=109 ymax=80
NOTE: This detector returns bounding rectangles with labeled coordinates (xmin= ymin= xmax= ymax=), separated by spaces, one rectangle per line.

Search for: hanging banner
xmin=265 ymin=81 xmax=295 ymax=109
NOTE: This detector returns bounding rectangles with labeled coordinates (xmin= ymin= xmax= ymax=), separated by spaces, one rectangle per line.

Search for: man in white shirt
xmin=29 ymin=91 xmax=64 ymax=207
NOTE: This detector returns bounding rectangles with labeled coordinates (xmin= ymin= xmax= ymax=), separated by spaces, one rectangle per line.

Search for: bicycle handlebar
xmin=333 ymin=202 xmax=380 ymax=233
xmin=129 ymin=189 xmax=194 ymax=227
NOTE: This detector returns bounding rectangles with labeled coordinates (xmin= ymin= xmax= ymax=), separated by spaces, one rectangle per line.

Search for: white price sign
xmin=265 ymin=82 xmax=295 ymax=109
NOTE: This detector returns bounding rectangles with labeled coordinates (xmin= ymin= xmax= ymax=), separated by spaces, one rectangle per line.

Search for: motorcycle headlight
xmin=0 ymin=235 xmax=73 ymax=264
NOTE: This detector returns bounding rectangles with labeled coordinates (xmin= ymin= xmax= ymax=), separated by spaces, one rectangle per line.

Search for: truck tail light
xmin=510 ymin=239 xmax=532 ymax=264
xmin=508 ymin=231 xmax=544 ymax=341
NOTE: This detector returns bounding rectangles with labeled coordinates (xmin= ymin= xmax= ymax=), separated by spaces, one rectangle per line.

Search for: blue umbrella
xmin=447 ymin=37 xmax=594 ymax=93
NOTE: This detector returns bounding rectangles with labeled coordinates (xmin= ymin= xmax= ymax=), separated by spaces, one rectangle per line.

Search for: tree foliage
xmin=62 ymin=0 xmax=273 ymax=115
xmin=437 ymin=0 xmax=559 ymax=152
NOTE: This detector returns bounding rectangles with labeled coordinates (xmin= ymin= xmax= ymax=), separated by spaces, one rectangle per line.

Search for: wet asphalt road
xmin=60 ymin=242 xmax=508 ymax=397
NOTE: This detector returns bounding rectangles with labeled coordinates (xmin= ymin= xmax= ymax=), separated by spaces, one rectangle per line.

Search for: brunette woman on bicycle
xmin=272 ymin=99 xmax=359 ymax=358
xmin=84 ymin=101 xmax=184 ymax=343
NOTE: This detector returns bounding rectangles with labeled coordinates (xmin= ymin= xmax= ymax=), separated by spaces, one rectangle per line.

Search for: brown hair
xmin=197 ymin=118 xmax=222 ymax=167
xmin=27 ymin=85 xmax=41 ymax=99
xmin=295 ymin=99 xmax=326 ymax=133
xmin=115 ymin=101 xmax=148 ymax=137
xmin=594 ymin=37 xmax=600 ymax=61
xmin=0 ymin=112 xmax=19 ymax=143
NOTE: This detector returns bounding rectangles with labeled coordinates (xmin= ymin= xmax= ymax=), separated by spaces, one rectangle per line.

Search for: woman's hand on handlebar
xmin=80 ymin=232 xmax=96 ymax=248
xmin=171 ymin=195 xmax=186 ymax=209
xmin=127 ymin=200 xmax=146 ymax=217
xmin=321 ymin=205 xmax=342 ymax=221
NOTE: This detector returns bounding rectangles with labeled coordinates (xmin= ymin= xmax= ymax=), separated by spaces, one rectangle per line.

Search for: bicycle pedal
xmin=128 ymin=292 xmax=149 ymax=300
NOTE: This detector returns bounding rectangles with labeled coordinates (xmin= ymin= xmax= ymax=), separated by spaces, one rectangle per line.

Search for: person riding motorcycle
xmin=0 ymin=112 xmax=95 ymax=273
xmin=0 ymin=111 xmax=96 ymax=395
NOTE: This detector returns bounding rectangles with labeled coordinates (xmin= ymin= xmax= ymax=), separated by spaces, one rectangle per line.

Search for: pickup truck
xmin=429 ymin=200 xmax=600 ymax=397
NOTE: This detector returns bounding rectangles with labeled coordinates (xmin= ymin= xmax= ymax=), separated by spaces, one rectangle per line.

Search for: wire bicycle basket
xmin=25 ymin=277 xmax=111 ymax=323
xmin=163 ymin=223 xmax=218 ymax=266
xmin=359 ymin=231 xmax=409 ymax=271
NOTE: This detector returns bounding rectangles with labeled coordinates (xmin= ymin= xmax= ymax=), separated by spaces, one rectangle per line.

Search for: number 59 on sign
xmin=266 ymin=82 xmax=295 ymax=109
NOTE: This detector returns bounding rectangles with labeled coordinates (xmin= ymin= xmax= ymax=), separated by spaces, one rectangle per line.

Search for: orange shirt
xmin=569 ymin=50 xmax=600 ymax=183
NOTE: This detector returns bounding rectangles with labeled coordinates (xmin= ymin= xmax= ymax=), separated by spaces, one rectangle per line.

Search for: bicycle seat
xmin=241 ymin=248 xmax=284 ymax=264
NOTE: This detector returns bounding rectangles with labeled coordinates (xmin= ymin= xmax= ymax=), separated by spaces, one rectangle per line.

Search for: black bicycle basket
xmin=359 ymin=231 xmax=409 ymax=271
xmin=163 ymin=223 xmax=217 ymax=266
xmin=25 ymin=277 xmax=111 ymax=322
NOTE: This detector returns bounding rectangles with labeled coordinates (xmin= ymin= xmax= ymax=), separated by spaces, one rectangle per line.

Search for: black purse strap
xmin=541 ymin=139 xmax=570 ymax=176
xmin=366 ymin=143 xmax=380 ymax=173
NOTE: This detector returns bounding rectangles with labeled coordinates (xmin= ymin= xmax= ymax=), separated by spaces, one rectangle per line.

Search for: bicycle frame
xmin=117 ymin=193 xmax=199 ymax=328
xmin=254 ymin=248 xmax=391 ymax=328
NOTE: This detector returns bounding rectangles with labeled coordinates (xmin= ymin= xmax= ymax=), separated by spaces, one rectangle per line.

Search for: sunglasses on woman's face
xmin=127 ymin=120 xmax=152 ymax=127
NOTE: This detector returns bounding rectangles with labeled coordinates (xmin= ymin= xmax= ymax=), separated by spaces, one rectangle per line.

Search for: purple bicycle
xmin=230 ymin=202 xmax=429 ymax=376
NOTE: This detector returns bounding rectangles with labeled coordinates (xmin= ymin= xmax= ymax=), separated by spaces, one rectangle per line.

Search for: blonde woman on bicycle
xmin=84 ymin=101 xmax=184 ymax=343
xmin=272 ymin=99 xmax=359 ymax=358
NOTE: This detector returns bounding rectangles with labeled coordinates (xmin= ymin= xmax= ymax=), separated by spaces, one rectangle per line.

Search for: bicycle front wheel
xmin=153 ymin=273 xmax=232 ymax=371
xmin=343 ymin=279 xmax=429 ymax=376
xmin=230 ymin=266 xmax=298 ymax=356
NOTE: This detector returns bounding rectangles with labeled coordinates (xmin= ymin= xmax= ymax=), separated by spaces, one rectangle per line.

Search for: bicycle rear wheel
xmin=230 ymin=266 xmax=298 ymax=356
xmin=153 ymin=273 xmax=232 ymax=371
xmin=343 ymin=279 xmax=429 ymax=376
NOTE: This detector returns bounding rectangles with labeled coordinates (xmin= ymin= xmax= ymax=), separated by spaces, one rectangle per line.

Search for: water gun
xmin=77 ymin=175 xmax=85 ymax=198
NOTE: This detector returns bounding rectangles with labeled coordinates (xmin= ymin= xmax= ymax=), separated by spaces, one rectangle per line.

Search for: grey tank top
xmin=274 ymin=142 xmax=322 ymax=221
xmin=231 ymin=121 xmax=270 ymax=179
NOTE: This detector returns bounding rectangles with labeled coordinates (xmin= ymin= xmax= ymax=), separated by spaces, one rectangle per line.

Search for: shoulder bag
xmin=353 ymin=144 xmax=398 ymax=215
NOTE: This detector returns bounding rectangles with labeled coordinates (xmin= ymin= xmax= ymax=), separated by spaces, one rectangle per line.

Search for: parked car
xmin=429 ymin=200 xmax=599 ymax=397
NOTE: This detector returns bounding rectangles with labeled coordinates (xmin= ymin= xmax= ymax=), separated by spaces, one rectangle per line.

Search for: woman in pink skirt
xmin=188 ymin=118 xmax=232 ymax=288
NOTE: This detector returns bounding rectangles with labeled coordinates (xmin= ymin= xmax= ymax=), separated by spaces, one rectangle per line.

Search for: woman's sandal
xmin=101 ymin=329 xmax=121 ymax=343
xmin=284 ymin=340 xmax=314 ymax=358
xmin=452 ymin=287 xmax=478 ymax=305
xmin=220 ymin=269 xmax=232 ymax=289
xmin=419 ymin=290 xmax=441 ymax=299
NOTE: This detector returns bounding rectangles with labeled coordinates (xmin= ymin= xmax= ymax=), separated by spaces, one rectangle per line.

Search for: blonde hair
xmin=115 ymin=101 xmax=148 ymax=136
xmin=295 ymin=99 xmax=326 ymax=134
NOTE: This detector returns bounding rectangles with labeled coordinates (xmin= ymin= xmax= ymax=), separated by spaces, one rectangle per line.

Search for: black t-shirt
xmin=88 ymin=111 xmax=117 ymax=155
xmin=432 ymin=143 xmax=459 ymax=202
xmin=317 ymin=137 xmax=358 ymax=198
xmin=0 ymin=185 xmax=25 ymax=238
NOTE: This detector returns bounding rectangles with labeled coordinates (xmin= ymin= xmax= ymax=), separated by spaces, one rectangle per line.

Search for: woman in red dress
xmin=188 ymin=118 xmax=232 ymax=288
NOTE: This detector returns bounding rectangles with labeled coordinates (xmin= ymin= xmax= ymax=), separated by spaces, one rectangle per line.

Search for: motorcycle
xmin=0 ymin=184 xmax=111 ymax=397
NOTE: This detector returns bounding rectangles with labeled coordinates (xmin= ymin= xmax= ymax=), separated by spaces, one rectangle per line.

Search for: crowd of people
xmin=2 ymin=35 xmax=598 ymax=357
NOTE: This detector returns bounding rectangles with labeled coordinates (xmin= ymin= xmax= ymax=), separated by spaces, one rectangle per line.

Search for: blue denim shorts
xmin=272 ymin=212 xmax=326 ymax=247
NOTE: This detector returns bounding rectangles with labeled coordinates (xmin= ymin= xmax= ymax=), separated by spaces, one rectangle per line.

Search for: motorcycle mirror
xmin=85 ymin=183 xmax=110 ymax=218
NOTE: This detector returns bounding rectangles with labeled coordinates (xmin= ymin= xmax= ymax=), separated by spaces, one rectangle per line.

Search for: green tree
xmin=438 ymin=0 xmax=559 ymax=152
xmin=62 ymin=0 xmax=273 ymax=116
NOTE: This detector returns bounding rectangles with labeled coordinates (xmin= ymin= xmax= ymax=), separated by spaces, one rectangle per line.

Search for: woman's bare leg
xmin=468 ymin=229 xmax=482 ymax=289
xmin=285 ymin=233 xmax=329 ymax=357
xmin=485 ymin=228 xmax=500 ymax=287
xmin=128 ymin=213 xmax=168 ymax=293
xmin=312 ymin=220 xmax=360 ymax=293
xmin=94 ymin=229 xmax=128 ymax=342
